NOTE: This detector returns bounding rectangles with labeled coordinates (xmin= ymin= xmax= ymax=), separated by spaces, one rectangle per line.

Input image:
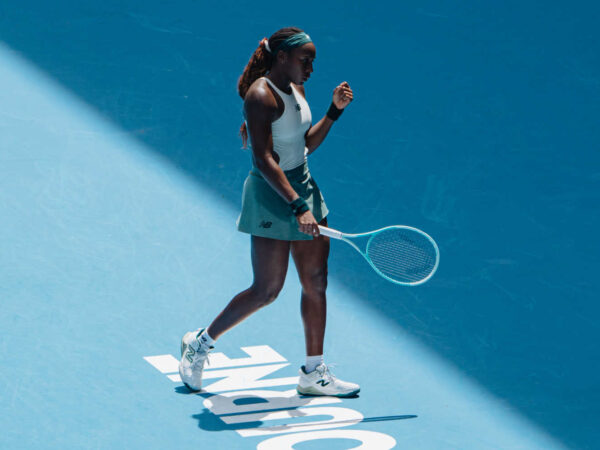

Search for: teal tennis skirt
xmin=236 ymin=161 xmax=328 ymax=241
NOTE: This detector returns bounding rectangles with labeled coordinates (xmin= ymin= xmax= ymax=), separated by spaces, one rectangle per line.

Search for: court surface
xmin=1 ymin=1 xmax=599 ymax=449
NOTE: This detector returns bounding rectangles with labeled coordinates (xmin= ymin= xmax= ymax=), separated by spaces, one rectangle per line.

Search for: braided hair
xmin=237 ymin=26 xmax=305 ymax=149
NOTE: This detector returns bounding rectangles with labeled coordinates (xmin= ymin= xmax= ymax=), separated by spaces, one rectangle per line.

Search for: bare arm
xmin=305 ymin=116 xmax=335 ymax=154
xmin=303 ymin=81 xmax=354 ymax=153
xmin=244 ymin=83 xmax=320 ymax=236
xmin=245 ymin=87 xmax=299 ymax=203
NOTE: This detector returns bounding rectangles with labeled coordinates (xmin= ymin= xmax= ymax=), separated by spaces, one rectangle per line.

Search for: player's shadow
xmin=192 ymin=409 xmax=418 ymax=433
xmin=192 ymin=408 xmax=262 ymax=432
xmin=189 ymin=390 xmax=308 ymax=433
xmin=180 ymin=389 xmax=416 ymax=433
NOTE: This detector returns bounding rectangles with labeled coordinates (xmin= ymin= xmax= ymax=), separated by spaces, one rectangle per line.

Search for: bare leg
xmin=206 ymin=235 xmax=290 ymax=340
xmin=291 ymin=218 xmax=330 ymax=356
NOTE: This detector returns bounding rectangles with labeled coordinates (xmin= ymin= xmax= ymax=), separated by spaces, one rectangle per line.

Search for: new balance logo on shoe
xmin=317 ymin=379 xmax=330 ymax=387
xmin=185 ymin=348 xmax=195 ymax=363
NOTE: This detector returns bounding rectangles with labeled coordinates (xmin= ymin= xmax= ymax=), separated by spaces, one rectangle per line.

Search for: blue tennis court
xmin=1 ymin=1 xmax=598 ymax=449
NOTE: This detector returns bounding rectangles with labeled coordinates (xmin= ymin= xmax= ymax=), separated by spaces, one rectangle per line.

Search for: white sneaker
xmin=296 ymin=363 xmax=360 ymax=397
xmin=178 ymin=328 xmax=213 ymax=391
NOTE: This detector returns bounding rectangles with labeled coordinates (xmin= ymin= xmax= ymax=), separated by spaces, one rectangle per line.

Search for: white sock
xmin=199 ymin=329 xmax=216 ymax=347
xmin=305 ymin=355 xmax=324 ymax=373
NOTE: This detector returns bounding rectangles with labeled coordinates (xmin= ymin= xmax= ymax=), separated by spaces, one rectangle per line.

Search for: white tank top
xmin=256 ymin=77 xmax=312 ymax=171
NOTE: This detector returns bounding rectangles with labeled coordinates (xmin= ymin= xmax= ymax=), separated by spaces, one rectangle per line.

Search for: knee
xmin=251 ymin=282 xmax=284 ymax=307
xmin=300 ymin=266 xmax=328 ymax=296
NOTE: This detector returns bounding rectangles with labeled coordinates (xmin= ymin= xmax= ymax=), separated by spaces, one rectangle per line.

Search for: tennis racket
xmin=318 ymin=225 xmax=439 ymax=286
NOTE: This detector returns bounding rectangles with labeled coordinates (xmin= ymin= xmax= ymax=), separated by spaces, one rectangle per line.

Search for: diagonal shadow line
xmin=1 ymin=4 xmax=597 ymax=449
xmin=0 ymin=33 xmax=569 ymax=447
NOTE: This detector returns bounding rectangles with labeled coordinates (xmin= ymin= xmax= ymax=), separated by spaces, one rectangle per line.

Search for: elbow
xmin=304 ymin=138 xmax=315 ymax=153
xmin=253 ymin=155 xmax=271 ymax=172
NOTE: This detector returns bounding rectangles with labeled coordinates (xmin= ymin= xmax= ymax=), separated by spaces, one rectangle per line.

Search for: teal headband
xmin=270 ymin=32 xmax=313 ymax=57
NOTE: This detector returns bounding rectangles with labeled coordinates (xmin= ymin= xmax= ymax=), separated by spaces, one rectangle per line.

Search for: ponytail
xmin=237 ymin=26 xmax=304 ymax=149
xmin=237 ymin=43 xmax=272 ymax=148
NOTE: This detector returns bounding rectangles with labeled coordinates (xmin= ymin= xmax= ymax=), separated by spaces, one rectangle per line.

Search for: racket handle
xmin=318 ymin=225 xmax=343 ymax=240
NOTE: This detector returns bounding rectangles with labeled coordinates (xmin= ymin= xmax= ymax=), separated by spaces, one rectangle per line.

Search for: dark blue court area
xmin=1 ymin=1 xmax=598 ymax=449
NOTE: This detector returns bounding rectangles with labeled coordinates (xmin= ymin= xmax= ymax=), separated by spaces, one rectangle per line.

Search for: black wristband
xmin=326 ymin=102 xmax=344 ymax=121
xmin=289 ymin=197 xmax=309 ymax=216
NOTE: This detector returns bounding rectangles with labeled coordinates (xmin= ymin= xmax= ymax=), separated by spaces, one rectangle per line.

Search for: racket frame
xmin=318 ymin=225 xmax=440 ymax=286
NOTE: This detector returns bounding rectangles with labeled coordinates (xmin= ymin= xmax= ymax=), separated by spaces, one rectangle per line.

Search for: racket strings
xmin=367 ymin=229 xmax=437 ymax=283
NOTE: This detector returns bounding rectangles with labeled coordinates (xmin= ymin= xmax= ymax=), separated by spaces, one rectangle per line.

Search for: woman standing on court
xmin=179 ymin=27 xmax=359 ymax=397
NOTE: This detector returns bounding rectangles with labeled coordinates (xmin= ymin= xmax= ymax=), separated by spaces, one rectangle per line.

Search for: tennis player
xmin=179 ymin=27 xmax=359 ymax=397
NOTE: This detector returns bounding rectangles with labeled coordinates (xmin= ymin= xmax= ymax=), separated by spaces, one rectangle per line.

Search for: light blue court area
xmin=1 ymin=1 xmax=599 ymax=449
